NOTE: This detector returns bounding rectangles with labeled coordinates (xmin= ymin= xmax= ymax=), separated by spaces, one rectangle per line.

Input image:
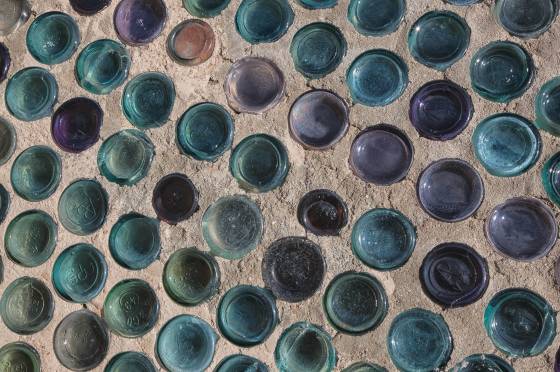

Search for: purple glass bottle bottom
xmin=349 ymin=124 xmax=413 ymax=185
xmin=417 ymin=158 xmax=484 ymax=222
xmin=51 ymin=97 xmax=103 ymax=153
xmin=224 ymin=57 xmax=285 ymax=114
xmin=114 ymin=0 xmax=167 ymax=45
xmin=289 ymin=90 xmax=349 ymax=150
xmin=70 ymin=0 xmax=111 ymax=15
xmin=409 ymin=80 xmax=473 ymax=141
xmin=152 ymin=173 xmax=199 ymax=224
xmin=486 ymin=197 xmax=557 ymax=261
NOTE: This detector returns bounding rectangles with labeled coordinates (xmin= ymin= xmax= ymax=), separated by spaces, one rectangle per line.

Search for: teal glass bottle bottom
xmin=472 ymin=113 xmax=541 ymax=177
xmin=215 ymin=354 xmax=269 ymax=371
xmin=10 ymin=145 xmax=62 ymax=201
xmin=105 ymin=352 xmax=156 ymax=372
xmin=183 ymin=0 xmax=232 ymax=17
xmin=97 ymin=129 xmax=155 ymax=186
xmin=0 ymin=184 xmax=10 ymax=225
xmin=275 ymin=322 xmax=336 ymax=372
xmin=0 ymin=117 xmax=16 ymax=166
xmin=351 ymin=208 xmax=416 ymax=270
xmin=470 ymin=41 xmax=533 ymax=103
xmin=75 ymin=38 xmax=131 ymax=95
xmin=0 ymin=342 xmax=41 ymax=372
xmin=58 ymin=178 xmax=109 ymax=235
xmin=109 ymin=213 xmax=160 ymax=270
xmin=230 ymin=133 xmax=289 ymax=192
xmin=5 ymin=67 xmax=58 ymax=121
xmin=484 ymin=288 xmax=556 ymax=357
xmin=347 ymin=0 xmax=405 ymax=36
xmin=494 ymin=0 xmax=556 ymax=39
xmin=217 ymin=285 xmax=278 ymax=346
xmin=103 ymin=279 xmax=159 ymax=338
xmin=52 ymin=243 xmax=108 ymax=303
xmin=446 ymin=0 xmax=480 ymax=4
xmin=536 ymin=76 xmax=560 ymax=136
xmin=452 ymin=354 xmax=514 ymax=372
xmin=408 ymin=10 xmax=471 ymax=70
xmin=122 ymin=72 xmax=176 ymax=129
xmin=156 ymin=314 xmax=217 ymax=371
xmin=235 ymin=0 xmax=294 ymax=44
xmin=163 ymin=247 xmax=221 ymax=305
xmin=297 ymin=0 xmax=336 ymax=8
xmin=290 ymin=22 xmax=346 ymax=79
xmin=342 ymin=362 xmax=388 ymax=372
xmin=0 ymin=277 xmax=54 ymax=334
xmin=542 ymin=151 xmax=560 ymax=206
xmin=176 ymin=102 xmax=234 ymax=161
xmin=323 ymin=271 xmax=388 ymax=334
xmin=5 ymin=210 xmax=57 ymax=267
xmin=202 ymin=195 xmax=263 ymax=259
xmin=346 ymin=49 xmax=408 ymax=106
xmin=387 ymin=308 xmax=453 ymax=371
xmin=26 ymin=11 xmax=80 ymax=65
xmin=53 ymin=309 xmax=109 ymax=371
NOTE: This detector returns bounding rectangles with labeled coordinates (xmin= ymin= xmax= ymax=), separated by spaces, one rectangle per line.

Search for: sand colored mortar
xmin=0 ymin=0 xmax=559 ymax=371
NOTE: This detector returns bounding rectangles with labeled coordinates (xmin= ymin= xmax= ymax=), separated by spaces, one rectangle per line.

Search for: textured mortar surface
xmin=1 ymin=0 xmax=560 ymax=370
